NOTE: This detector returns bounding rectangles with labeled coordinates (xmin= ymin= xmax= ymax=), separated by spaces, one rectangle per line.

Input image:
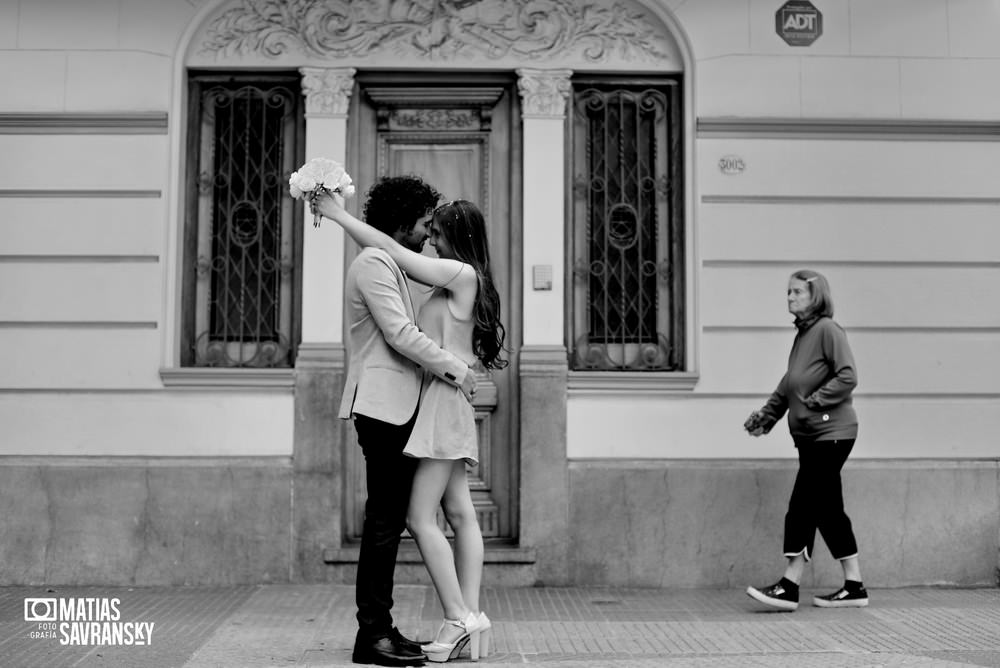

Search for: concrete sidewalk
xmin=2 ymin=584 xmax=999 ymax=668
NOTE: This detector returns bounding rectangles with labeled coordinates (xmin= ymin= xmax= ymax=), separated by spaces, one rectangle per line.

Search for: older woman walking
xmin=744 ymin=269 xmax=868 ymax=611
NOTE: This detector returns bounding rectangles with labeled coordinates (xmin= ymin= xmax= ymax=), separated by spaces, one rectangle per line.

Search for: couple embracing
xmin=312 ymin=176 xmax=506 ymax=666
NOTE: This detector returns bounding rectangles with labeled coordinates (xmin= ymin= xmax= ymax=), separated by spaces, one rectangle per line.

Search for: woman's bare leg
xmin=441 ymin=460 xmax=483 ymax=613
xmin=407 ymin=459 xmax=471 ymax=643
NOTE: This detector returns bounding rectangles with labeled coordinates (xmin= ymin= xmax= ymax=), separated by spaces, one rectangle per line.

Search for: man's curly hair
xmin=362 ymin=175 xmax=441 ymax=236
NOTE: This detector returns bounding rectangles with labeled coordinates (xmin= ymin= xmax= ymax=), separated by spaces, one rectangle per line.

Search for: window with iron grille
xmin=181 ymin=72 xmax=304 ymax=368
xmin=569 ymin=77 xmax=684 ymax=372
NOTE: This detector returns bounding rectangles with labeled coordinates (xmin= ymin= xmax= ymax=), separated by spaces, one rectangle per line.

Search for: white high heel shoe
xmin=476 ymin=612 xmax=492 ymax=659
xmin=423 ymin=611 xmax=488 ymax=663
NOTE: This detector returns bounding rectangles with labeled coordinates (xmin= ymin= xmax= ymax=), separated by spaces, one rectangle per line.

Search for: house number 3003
xmin=718 ymin=156 xmax=745 ymax=175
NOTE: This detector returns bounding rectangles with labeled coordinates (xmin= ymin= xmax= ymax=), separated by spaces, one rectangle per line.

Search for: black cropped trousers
xmin=783 ymin=437 xmax=859 ymax=562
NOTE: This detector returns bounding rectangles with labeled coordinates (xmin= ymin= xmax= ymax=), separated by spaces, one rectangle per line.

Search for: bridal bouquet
xmin=288 ymin=158 xmax=356 ymax=227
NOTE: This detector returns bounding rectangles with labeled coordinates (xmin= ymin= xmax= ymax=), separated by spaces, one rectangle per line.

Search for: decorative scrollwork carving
xmin=391 ymin=109 xmax=479 ymax=130
xmin=299 ymin=67 xmax=355 ymax=115
xmin=516 ymin=68 xmax=572 ymax=117
xmin=202 ymin=0 xmax=672 ymax=64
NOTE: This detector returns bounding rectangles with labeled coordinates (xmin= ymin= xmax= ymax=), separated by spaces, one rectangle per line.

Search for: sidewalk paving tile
xmin=0 ymin=584 xmax=997 ymax=667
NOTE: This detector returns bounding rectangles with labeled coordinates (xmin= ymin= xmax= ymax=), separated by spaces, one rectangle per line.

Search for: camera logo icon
xmin=24 ymin=598 xmax=57 ymax=622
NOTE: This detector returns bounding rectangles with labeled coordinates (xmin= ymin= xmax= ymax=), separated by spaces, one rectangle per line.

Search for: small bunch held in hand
xmin=744 ymin=410 xmax=767 ymax=437
xmin=288 ymin=158 xmax=356 ymax=227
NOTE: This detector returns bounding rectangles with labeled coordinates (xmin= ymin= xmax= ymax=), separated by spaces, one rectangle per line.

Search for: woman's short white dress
xmin=403 ymin=287 xmax=479 ymax=465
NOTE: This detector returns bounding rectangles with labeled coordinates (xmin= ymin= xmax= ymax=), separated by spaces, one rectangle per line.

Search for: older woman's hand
xmin=744 ymin=410 xmax=766 ymax=437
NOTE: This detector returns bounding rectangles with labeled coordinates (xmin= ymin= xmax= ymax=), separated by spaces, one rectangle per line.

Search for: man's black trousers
xmin=353 ymin=412 xmax=418 ymax=638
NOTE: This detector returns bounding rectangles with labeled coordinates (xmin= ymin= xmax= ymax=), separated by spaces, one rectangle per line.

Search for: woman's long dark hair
xmin=433 ymin=200 xmax=508 ymax=370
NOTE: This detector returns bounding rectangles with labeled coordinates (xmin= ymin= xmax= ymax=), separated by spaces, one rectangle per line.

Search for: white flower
xmin=288 ymin=158 xmax=356 ymax=201
xmin=289 ymin=171 xmax=317 ymax=193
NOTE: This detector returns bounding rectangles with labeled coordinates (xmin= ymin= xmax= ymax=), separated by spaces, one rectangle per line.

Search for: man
xmin=337 ymin=176 xmax=476 ymax=667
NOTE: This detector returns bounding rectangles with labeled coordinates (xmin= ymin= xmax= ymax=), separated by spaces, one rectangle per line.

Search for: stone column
xmin=516 ymin=68 xmax=572 ymax=584
xmin=517 ymin=68 xmax=571 ymax=345
xmin=299 ymin=66 xmax=355 ymax=345
xmin=293 ymin=67 xmax=355 ymax=581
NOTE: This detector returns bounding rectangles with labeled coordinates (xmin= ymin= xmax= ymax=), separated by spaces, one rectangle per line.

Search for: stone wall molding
xmin=519 ymin=345 xmax=569 ymax=377
xmin=698 ymin=117 xmax=1000 ymax=141
xmin=0 ymin=112 xmax=168 ymax=134
xmin=294 ymin=342 xmax=346 ymax=368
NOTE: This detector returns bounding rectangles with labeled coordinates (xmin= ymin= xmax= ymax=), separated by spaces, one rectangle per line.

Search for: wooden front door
xmin=345 ymin=72 xmax=521 ymax=543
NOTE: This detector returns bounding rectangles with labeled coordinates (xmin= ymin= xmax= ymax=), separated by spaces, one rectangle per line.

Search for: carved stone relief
xmin=516 ymin=68 xmax=572 ymax=118
xmin=299 ymin=67 xmax=356 ymax=116
xmin=202 ymin=0 xmax=672 ymax=64
xmin=389 ymin=109 xmax=480 ymax=131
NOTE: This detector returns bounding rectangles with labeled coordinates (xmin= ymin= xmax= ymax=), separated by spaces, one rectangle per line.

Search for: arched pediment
xmin=186 ymin=0 xmax=682 ymax=71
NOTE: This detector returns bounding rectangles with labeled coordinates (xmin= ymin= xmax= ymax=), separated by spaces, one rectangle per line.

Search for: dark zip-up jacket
xmin=758 ymin=315 xmax=859 ymax=441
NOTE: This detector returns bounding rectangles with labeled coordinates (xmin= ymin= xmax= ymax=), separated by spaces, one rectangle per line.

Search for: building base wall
xmin=0 ymin=458 xmax=293 ymax=586
xmin=1 ymin=458 xmax=996 ymax=587
xmin=569 ymin=459 xmax=1000 ymax=588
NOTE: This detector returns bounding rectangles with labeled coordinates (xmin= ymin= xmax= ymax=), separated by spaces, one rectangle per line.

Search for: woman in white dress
xmin=314 ymin=192 xmax=507 ymax=663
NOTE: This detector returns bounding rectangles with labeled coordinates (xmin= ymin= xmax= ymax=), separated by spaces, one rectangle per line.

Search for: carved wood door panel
xmin=345 ymin=72 xmax=521 ymax=543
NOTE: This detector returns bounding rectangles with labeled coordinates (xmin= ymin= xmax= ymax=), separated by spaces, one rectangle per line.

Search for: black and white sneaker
xmin=813 ymin=585 xmax=869 ymax=608
xmin=746 ymin=581 xmax=799 ymax=611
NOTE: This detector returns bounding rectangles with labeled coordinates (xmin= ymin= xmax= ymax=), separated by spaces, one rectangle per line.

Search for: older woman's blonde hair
xmin=790 ymin=269 xmax=834 ymax=318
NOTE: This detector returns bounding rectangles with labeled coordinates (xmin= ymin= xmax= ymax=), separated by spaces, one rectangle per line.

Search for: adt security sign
xmin=776 ymin=0 xmax=822 ymax=46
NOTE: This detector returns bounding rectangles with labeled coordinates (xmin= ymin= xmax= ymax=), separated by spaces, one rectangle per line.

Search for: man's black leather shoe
xmin=352 ymin=633 xmax=426 ymax=666
xmin=390 ymin=627 xmax=427 ymax=652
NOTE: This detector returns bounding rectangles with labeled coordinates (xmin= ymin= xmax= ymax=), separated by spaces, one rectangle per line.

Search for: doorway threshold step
xmin=324 ymin=544 xmax=536 ymax=564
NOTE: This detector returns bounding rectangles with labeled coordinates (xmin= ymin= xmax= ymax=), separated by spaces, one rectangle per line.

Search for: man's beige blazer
xmin=338 ymin=247 xmax=470 ymax=425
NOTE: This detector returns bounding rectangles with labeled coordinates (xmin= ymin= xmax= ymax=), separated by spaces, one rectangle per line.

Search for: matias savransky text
xmin=24 ymin=597 xmax=155 ymax=646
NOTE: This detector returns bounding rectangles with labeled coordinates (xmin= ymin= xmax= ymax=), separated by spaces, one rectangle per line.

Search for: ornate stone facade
xmin=202 ymin=0 xmax=672 ymax=65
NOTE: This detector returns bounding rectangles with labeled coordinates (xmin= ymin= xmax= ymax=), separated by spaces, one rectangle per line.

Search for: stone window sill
xmin=159 ymin=367 xmax=294 ymax=390
xmin=568 ymin=371 xmax=699 ymax=395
